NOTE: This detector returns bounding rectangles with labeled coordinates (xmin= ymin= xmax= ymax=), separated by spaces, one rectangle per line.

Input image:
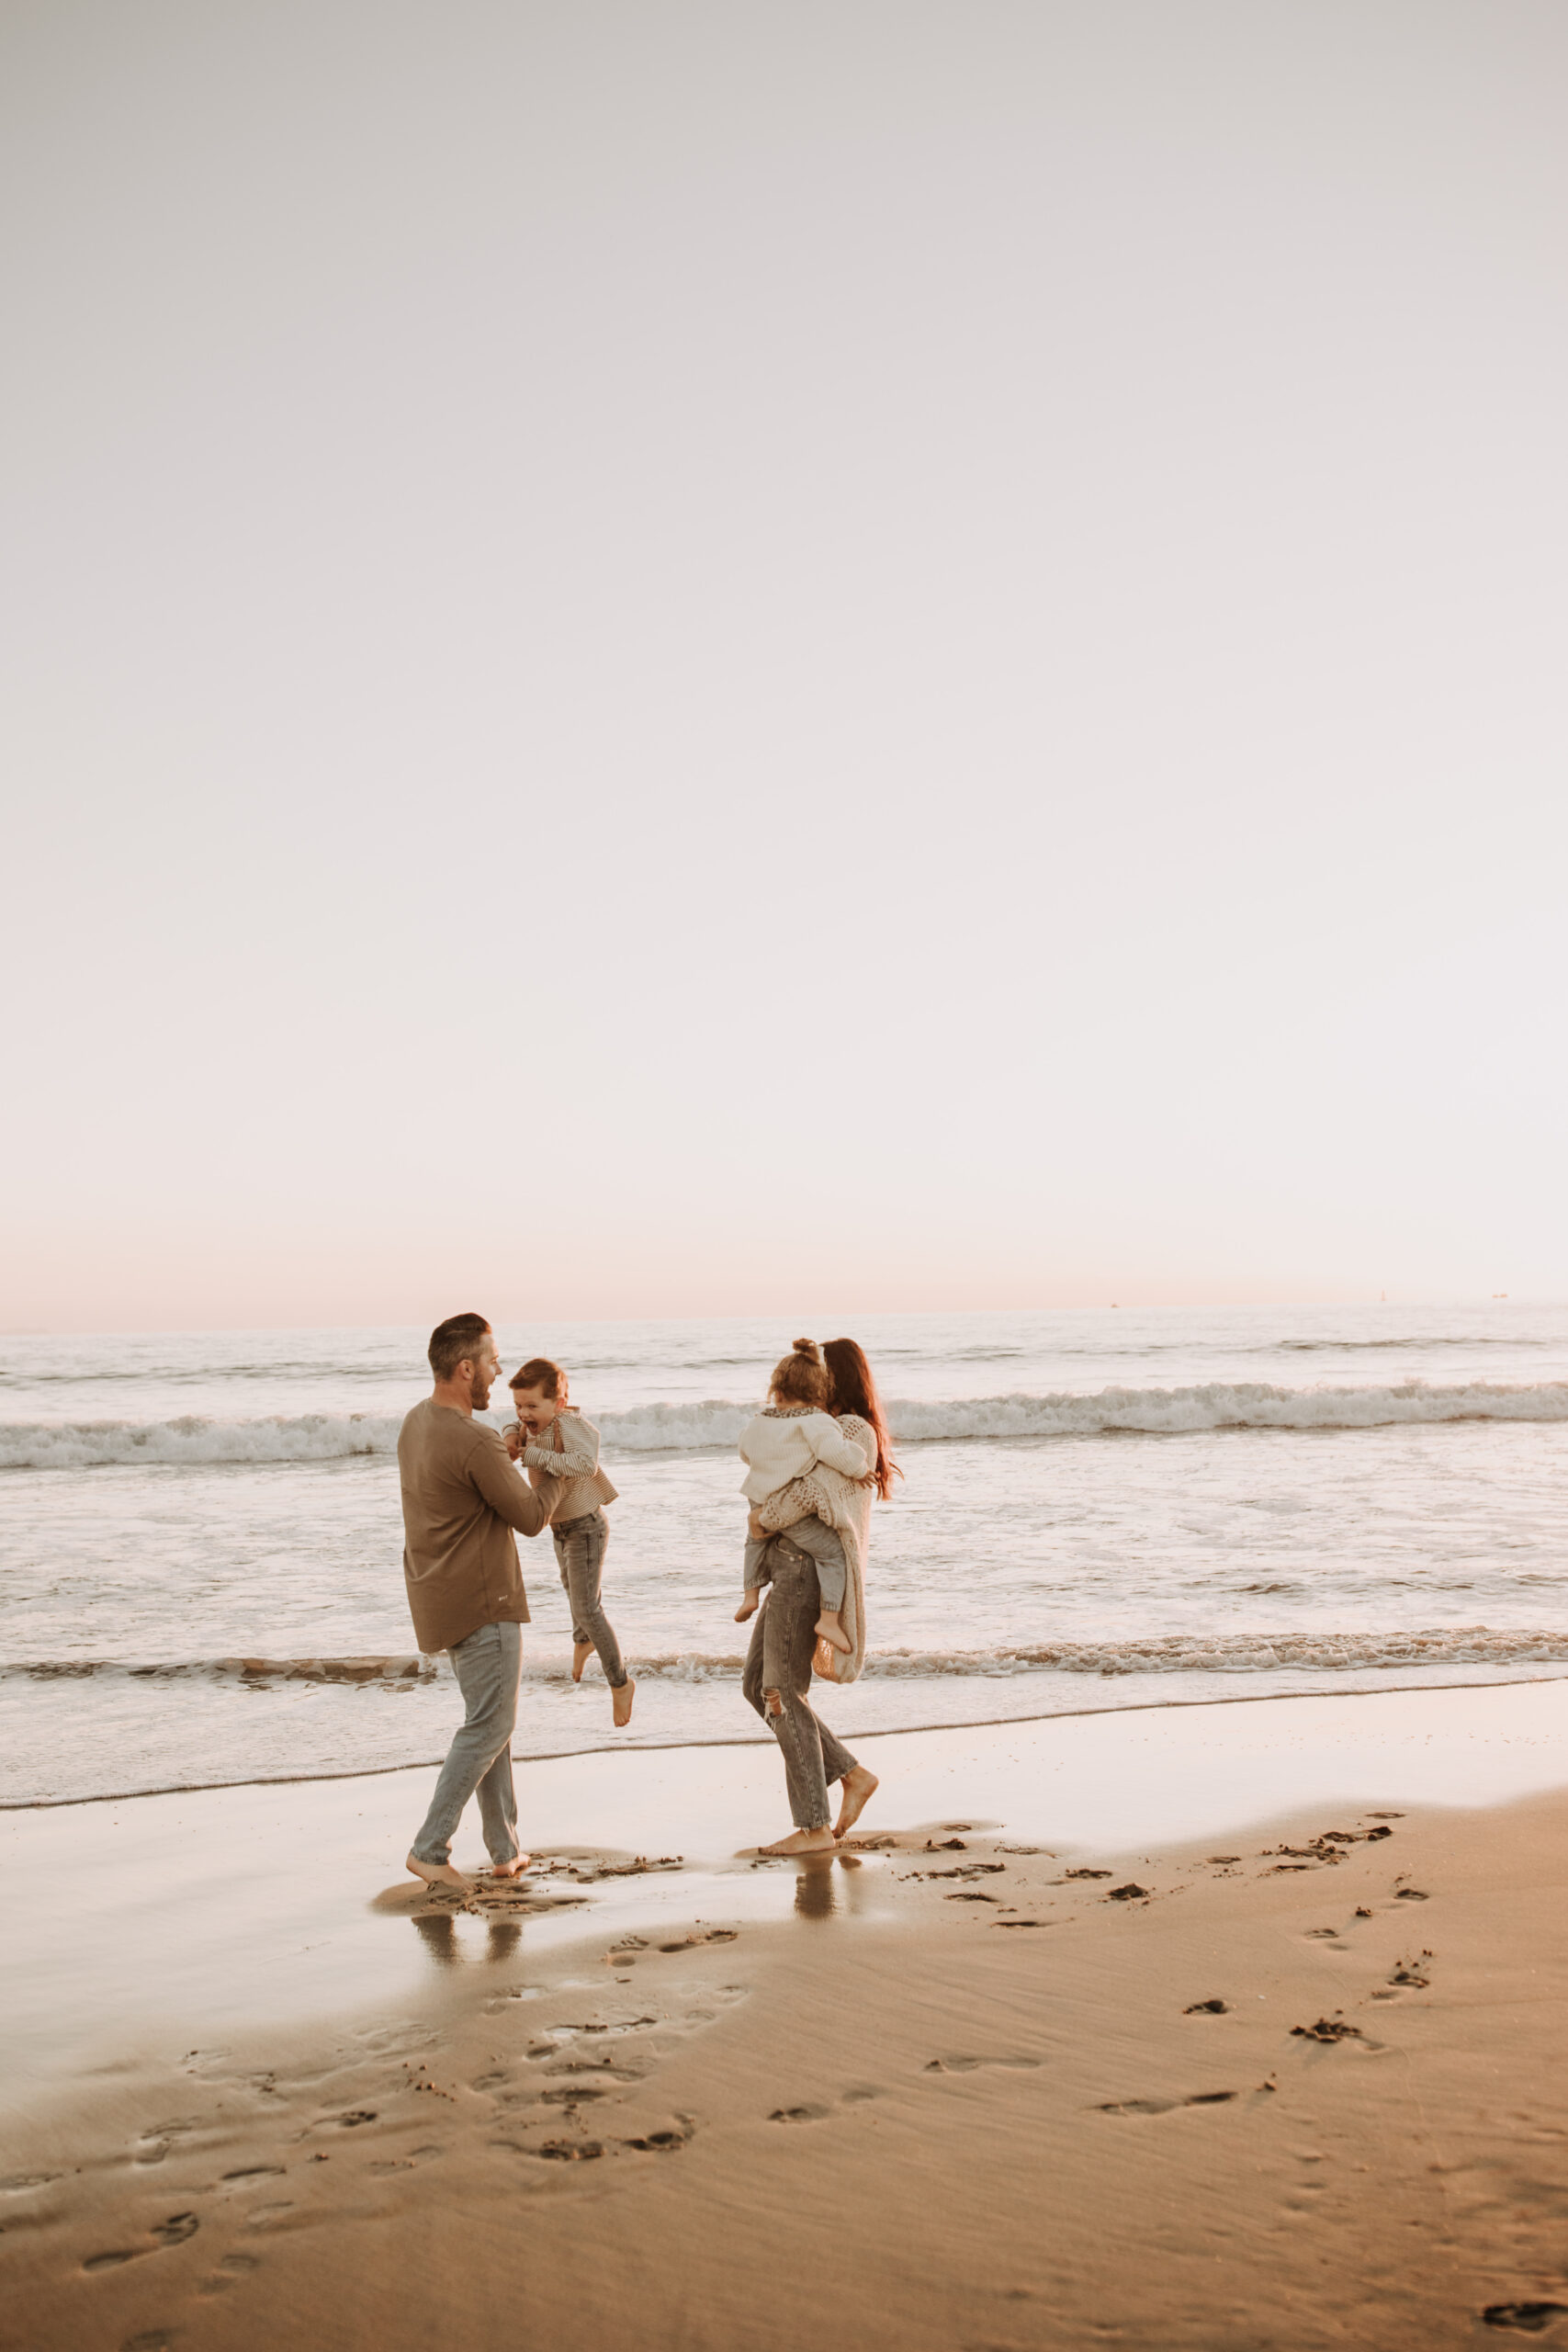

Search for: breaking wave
xmin=7 ymin=1627 xmax=1568 ymax=1685
xmin=5 ymin=1378 xmax=1568 ymax=1468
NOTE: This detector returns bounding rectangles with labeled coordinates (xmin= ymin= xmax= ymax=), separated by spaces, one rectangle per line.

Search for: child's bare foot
xmin=815 ymin=1609 xmax=852 ymax=1654
xmin=760 ymin=1826 xmax=837 ymax=1856
xmin=486 ymin=1855 xmax=533 ymax=1880
xmin=735 ymin=1592 xmax=761 ymax=1623
xmin=571 ymin=1642 xmax=593 ymax=1682
xmin=613 ymin=1676 xmax=636 ymax=1728
xmin=833 ymin=1766 xmax=879 ymax=1840
xmin=405 ymin=1852 xmax=470 ymax=1892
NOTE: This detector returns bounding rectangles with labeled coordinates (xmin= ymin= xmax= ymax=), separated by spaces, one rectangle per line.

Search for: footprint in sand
xmin=1184 ymin=1999 xmax=1230 ymax=2015
xmin=197 ymin=2251 xmax=262 ymax=2295
xmin=769 ymin=2105 xmax=831 ymax=2123
xmin=622 ymin=2123 xmax=694 ymax=2152
xmin=243 ymin=2200 xmax=297 ymax=2230
xmin=1482 ymin=2303 xmax=1568 ymax=2333
xmin=367 ymin=2143 xmax=447 ymax=2175
xmin=1373 ymin=1951 xmax=1433 ymax=1996
xmin=923 ymin=2055 xmax=1043 ymax=2075
xmin=1290 ymin=2018 xmax=1382 ymax=2046
xmin=81 ymin=2212 xmax=198 ymax=2273
xmin=1095 ymin=2092 xmax=1239 ymax=2115
xmin=657 ymin=1929 xmax=739 ymax=1953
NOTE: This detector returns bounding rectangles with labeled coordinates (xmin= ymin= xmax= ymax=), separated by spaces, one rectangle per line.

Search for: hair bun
xmin=792 ymin=1337 xmax=823 ymax=1363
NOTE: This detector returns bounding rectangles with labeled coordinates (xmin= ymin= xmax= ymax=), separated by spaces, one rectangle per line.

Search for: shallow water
xmin=4 ymin=1304 xmax=1566 ymax=1803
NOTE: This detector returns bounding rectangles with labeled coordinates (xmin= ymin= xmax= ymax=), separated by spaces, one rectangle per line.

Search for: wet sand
xmin=6 ymin=1681 xmax=1568 ymax=2349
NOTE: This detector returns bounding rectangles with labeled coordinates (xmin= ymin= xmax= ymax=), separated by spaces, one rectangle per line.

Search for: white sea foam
xmin=6 ymin=1378 xmax=1568 ymax=1469
xmin=7 ymin=1627 xmax=1565 ymax=1685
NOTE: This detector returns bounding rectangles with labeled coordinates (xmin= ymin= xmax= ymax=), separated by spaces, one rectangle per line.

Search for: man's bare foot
xmin=760 ymin=1826 xmax=837 ymax=1856
xmin=613 ymin=1676 xmax=636 ymax=1728
xmin=832 ymin=1765 xmax=879 ymax=1840
xmin=734 ymin=1594 xmax=760 ymax=1623
xmin=815 ymin=1609 xmax=852 ymax=1654
xmin=405 ymin=1852 xmax=471 ymax=1891
xmin=571 ymin=1642 xmax=593 ymax=1682
xmin=486 ymin=1855 xmax=534 ymax=1880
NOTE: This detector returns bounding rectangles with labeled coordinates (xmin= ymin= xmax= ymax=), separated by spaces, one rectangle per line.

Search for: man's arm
xmin=465 ymin=1427 xmax=553 ymax=1536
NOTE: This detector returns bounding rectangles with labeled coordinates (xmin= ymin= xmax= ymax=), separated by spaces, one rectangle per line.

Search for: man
xmin=399 ymin=1312 xmax=552 ymax=1891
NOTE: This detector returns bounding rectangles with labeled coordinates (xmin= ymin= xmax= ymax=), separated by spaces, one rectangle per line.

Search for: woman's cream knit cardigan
xmin=755 ymin=1411 xmax=876 ymax=1685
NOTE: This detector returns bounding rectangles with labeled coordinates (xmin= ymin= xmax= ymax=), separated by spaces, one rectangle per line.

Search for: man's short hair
xmin=427 ymin=1313 xmax=491 ymax=1381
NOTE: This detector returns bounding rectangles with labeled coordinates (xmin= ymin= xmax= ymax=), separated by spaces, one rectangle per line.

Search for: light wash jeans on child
xmin=552 ymin=1508 xmax=628 ymax=1688
xmin=743 ymin=1512 xmax=846 ymax=1611
xmin=411 ymin=1618 xmax=522 ymax=1867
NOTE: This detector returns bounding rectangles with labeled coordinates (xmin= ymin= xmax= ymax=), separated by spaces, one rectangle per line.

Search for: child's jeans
xmin=743 ymin=1512 xmax=846 ymax=1611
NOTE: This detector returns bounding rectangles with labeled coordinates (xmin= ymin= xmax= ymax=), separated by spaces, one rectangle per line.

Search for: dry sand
xmin=6 ymin=1682 xmax=1568 ymax=2350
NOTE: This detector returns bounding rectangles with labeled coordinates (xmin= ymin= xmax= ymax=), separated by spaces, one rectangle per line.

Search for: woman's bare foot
xmin=760 ymin=1826 xmax=837 ymax=1856
xmin=405 ymin=1852 xmax=470 ymax=1892
xmin=613 ymin=1676 xmax=636 ymax=1728
xmin=734 ymin=1593 xmax=761 ymax=1623
xmin=815 ymin=1609 xmax=852 ymax=1654
xmin=486 ymin=1855 xmax=534 ymax=1880
xmin=832 ymin=1766 xmax=879 ymax=1840
xmin=571 ymin=1642 xmax=593 ymax=1683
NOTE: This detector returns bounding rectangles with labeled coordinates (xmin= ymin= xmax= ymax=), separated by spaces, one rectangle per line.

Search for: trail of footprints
xmin=49 ymin=1812 xmax=1438 ymax=2325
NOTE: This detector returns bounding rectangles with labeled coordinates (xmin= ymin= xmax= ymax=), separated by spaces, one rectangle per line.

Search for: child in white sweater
xmin=734 ymin=1339 xmax=874 ymax=1656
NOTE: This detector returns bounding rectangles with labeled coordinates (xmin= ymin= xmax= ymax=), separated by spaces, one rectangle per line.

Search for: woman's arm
xmin=755 ymin=1473 xmax=825 ymax=1532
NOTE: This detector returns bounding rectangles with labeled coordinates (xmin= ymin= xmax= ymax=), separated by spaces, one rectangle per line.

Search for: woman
xmin=740 ymin=1335 xmax=899 ymax=1855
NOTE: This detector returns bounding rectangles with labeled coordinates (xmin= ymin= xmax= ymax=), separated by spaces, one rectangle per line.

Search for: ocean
xmin=4 ymin=1303 xmax=1566 ymax=1808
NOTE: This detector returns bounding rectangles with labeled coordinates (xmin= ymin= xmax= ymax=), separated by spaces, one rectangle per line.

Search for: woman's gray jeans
xmin=411 ymin=1618 xmax=522 ymax=1867
xmin=552 ymin=1508 xmax=628 ymax=1689
xmin=741 ymin=1536 xmax=859 ymax=1832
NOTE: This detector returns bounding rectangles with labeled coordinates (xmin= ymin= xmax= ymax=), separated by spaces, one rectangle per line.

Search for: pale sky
xmin=3 ymin=0 xmax=1565 ymax=1330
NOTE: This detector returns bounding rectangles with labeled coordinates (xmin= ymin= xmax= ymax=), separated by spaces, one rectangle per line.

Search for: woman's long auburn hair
xmin=823 ymin=1337 xmax=900 ymax=1500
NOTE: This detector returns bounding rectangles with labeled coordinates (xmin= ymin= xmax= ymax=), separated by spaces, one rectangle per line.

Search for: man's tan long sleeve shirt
xmin=398 ymin=1398 xmax=550 ymax=1653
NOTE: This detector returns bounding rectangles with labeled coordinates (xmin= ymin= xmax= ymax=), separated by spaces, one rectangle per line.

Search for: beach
xmin=7 ymin=1679 xmax=1568 ymax=2350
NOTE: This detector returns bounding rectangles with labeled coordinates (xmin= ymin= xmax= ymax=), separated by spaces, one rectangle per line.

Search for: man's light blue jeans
xmin=411 ymin=1619 xmax=522 ymax=1867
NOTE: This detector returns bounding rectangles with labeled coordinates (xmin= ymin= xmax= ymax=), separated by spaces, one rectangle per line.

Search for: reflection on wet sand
xmin=409 ymin=1912 xmax=526 ymax=1966
xmin=794 ymin=1852 xmax=866 ymax=1920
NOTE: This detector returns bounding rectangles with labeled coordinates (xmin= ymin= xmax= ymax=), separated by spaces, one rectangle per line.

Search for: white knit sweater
xmin=738 ymin=1407 xmax=874 ymax=1505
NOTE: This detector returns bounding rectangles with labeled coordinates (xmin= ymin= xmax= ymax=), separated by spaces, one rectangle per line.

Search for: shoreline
xmin=6 ymin=1660 xmax=1568 ymax=1813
